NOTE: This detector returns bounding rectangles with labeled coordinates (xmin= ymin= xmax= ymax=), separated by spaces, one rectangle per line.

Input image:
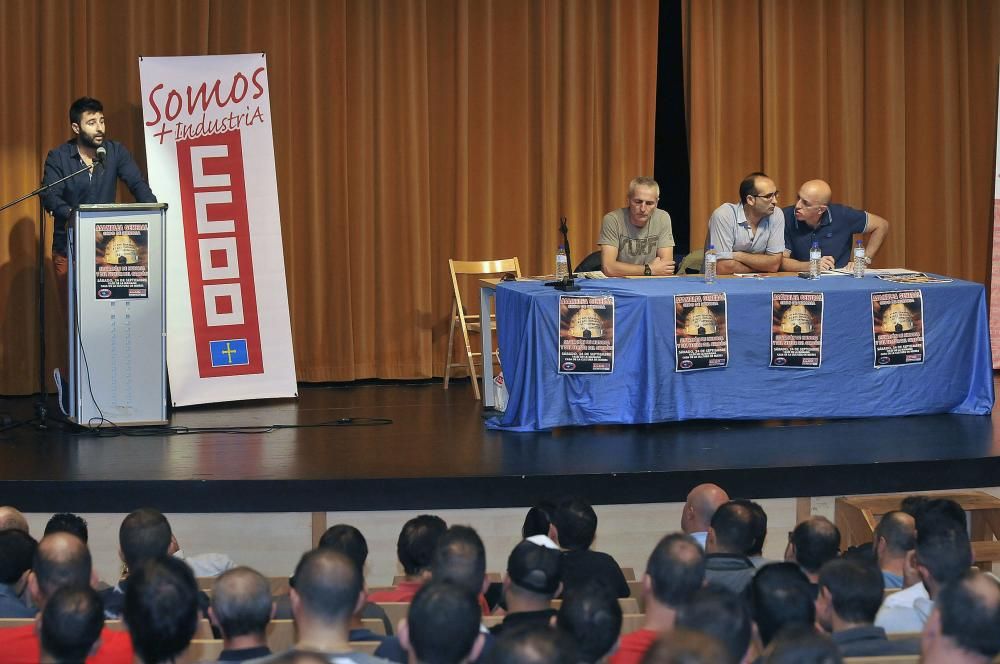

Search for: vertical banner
xmin=558 ymin=294 xmax=615 ymax=373
xmin=139 ymin=54 xmax=297 ymax=406
xmin=992 ymin=63 xmax=1000 ymax=368
xmin=674 ymin=293 xmax=728 ymax=371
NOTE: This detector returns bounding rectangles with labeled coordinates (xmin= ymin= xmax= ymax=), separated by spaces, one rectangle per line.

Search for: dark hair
xmin=730 ymin=499 xmax=767 ymax=557
xmin=431 ymin=525 xmax=486 ymax=595
xmin=911 ymin=498 xmax=967 ymax=533
xmin=553 ymin=498 xmax=598 ymax=551
xmin=318 ymin=524 xmax=368 ymax=573
xmin=398 ymin=515 xmax=448 ymax=576
xmin=124 ymin=557 xmax=199 ymax=664
xmin=790 ymin=517 xmax=840 ymax=574
xmin=938 ymin=570 xmax=1000 ymax=658
xmin=763 ymin=625 xmax=841 ymax=664
xmin=818 ymin=558 xmax=883 ymax=624
xmin=0 ymin=529 xmax=37 ymax=584
xmin=34 ymin=534 xmax=92 ymax=599
xmin=211 ymin=566 xmax=273 ymax=639
xmin=872 ymin=511 xmax=915 ymax=556
xmin=710 ymin=501 xmax=756 ymax=555
xmin=290 ymin=548 xmax=362 ymax=623
xmin=45 ymin=513 xmax=89 ymax=544
xmin=69 ymin=97 xmax=103 ymax=126
xmin=119 ymin=509 xmax=172 ymax=570
xmin=40 ymin=585 xmax=104 ymax=662
xmin=522 ymin=502 xmax=556 ymax=539
xmin=750 ymin=563 xmax=816 ymax=647
xmin=486 ymin=623 xmax=578 ymax=664
xmin=916 ymin=524 xmax=972 ymax=585
xmin=640 ymin=627 xmax=729 ymax=664
xmin=556 ymin=581 xmax=622 ymax=663
xmin=675 ymin=587 xmax=752 ymax=664
xmin=739 ymin=172 xmax=769 ymax=204
xmin=409 ymin=581 xmax=482 ymax=664
xmin=646 ymin=533 xmax=705 ymax=607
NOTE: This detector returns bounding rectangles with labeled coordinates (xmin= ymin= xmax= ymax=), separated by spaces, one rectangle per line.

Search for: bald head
xmin=0 ymin=506 xmax=29 ymax=533
xmin=931 ymin=570 xmax=1000 ymax=661
xmin=682 ymin=484 xmax=730 ymax=534
xmin=799 ymin=180 xmax=832 ymax=206
xmin=291 ymin=548 xmax=362 ymax=624
xmin=33 ymin=532 xmax=92 ymax=604
xmin=211 ymin=566 xmax=273 ymax=639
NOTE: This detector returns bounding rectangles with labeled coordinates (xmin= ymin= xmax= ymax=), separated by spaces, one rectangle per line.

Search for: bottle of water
xmin=555 ymin=245 xmax=569 ymax=280
xmin=853 ymin=240 xmax=866 ymax=278
xmin=809 ymin=241 xmax=821 ymax=279
xmin=704 ymin=244 xmax=717 ymax=284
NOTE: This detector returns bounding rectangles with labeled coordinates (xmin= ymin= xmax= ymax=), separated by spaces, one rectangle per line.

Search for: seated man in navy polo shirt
xmin=780 ymin=179 xmax=889 ymax=272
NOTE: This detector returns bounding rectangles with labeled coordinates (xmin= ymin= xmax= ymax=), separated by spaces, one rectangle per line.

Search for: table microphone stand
xmin=0 ymin=162 xmax=96 ymax=427
xmin=545 ymin=217 xmax=581 ymax=292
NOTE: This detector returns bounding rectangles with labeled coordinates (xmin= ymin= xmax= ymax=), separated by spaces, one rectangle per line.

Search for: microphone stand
xmin=545 ymin=217 xmax=581 ymax=292
xmin=0 ymin=161 xmax=95 ymax=428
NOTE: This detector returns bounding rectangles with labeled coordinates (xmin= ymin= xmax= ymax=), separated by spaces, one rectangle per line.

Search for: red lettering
xmin=251 ymin=67 xmax=266 ymax=99
xmin=145 ymin=83 xmax=165 ymax=126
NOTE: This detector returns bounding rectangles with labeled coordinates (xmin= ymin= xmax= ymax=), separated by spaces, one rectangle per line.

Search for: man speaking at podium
xmin=40 ymin=96 xmax=157 ymax=308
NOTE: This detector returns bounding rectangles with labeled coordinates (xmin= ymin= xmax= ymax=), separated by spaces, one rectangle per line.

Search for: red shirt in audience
xmin=368 ymin=580 xmax=424 ymax=603
xmin=0 ymin=624 xmax=133 ymax=664
xmin=609 ymin=628 xmax=660 ymax=664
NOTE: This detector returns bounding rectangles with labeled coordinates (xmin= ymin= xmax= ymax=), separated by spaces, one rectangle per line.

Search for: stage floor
xmin=0 ymin=377 xmax=996 ymax=512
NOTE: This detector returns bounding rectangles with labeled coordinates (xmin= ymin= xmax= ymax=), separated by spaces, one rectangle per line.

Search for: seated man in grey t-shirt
xmin=599 ymin=176 xmax=676 ymax=277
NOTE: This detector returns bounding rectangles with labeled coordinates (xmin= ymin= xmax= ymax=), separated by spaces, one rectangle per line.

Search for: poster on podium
xmin=139 ymin=54 xmax=296 ymax=406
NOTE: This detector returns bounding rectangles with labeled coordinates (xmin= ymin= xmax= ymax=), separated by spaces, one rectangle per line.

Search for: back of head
xmin=553 ymin=498 xmax=597 ymax=551
xmin=487 ymin=623 xmax=578 ymax=664
xmin=0 ymin=529 xmax=37 ymax=584
xmin=522 ymin=502 xmax=556 ymax=539
xmin=913 ymin=498 xmax=967 ymax=534
xmin=291 ymin=548 xmax=362 ymax=624
xmin=45 ymin=513 xmax=89 ymax=544
xmin=211 ymin=566 xmax=273 ymax=639
xmin=119 ymin=509 xmax=172 ymax=571
xmin=640 ymin=627 xmax=729 ymax=664
xmin=431 ymin=525 xmax=486 ymax=595
xmin=40 ymin=585 xmax=104 ymax=663
xmin=34 ymin=532 xmax=92 ymax=601
xmin=0 ymin=506 xmax=30 ymax=533
xmin=937 ymin=570 xmax=1000 ymax=659
xmin=398 ymin=515 xmax=448 ymax=576
xmin=818 ymin=558 xmax=883 ymax=625
xmin=791 ymin=517 xmax=841 ymax=574
xmin=318 ymin=524 xmax=368 ymax=573
xmin=916 ymin=523 xmax=972 ymax=586
xmin=675 ymin=587 xmax=751 ymax=664
xmin=408 ymin=580 xmax=482 ymax=664
xmin=730 ymin=499 xmax=767 ymax=557
xmin=683 ymin=484 xmax=730 ymax=534
xmin=508 ymin=540 xmax=562 ymax=597
xmin=709 ymin=502 xmax=755 ymax=555
xmin=124 ymin=557 xmax=199 ymax=664
xmin=556 ymin=581 xmax=622 ymax=664
xmin=873 ymin=511 xmax=915 ymax=557
xmin=751 ymin=562 xmax=816 ymax=647
xmin=646 ymin=533 xmax=705 ymax=608
xmin=763 ymin=625 xmax=841 ymax=664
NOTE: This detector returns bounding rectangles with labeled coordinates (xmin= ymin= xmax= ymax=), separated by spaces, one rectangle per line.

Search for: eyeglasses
xmin=754 ymin=191 xmax=780 ymax=201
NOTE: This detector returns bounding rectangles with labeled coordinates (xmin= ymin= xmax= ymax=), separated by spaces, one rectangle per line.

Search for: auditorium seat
xmin=351 ymin=641 xmax=383 ymax=655
xmin=551 ymin=597 xmax=640 ymax=614
xmin=375 ymin=602 xmax=411 ymax=632
xmin=626 ymin=580 xmax=645 ymax=611
xmin=620 ymin=613 xmax=646 ymax=634
xmin=842 ymin=656 xmax=919 ymax=664
xmin=187 ymin=639 xmax=224 ymax=660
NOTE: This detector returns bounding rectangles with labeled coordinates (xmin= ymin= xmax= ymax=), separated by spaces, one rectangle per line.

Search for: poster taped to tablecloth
xmin=558 ymin=294 xmax=614 ymax=373
xmin=674 ymin=292 xmax=728 ymax=371
xmin=770 ymin=292 xmax=823 ymax=368
xmin=871 ymin=290 xmax=925 ymax=366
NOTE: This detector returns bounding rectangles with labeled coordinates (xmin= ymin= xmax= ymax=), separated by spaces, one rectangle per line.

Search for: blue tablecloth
xmin=487 ymin=275 xmax=994 ymax=432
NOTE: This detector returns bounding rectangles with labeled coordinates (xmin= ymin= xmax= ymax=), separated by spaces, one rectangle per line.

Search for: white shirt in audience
xmin=874 ymin=580 xmax=932 ymax=633
xmin=690 ymin=531 xmax=707 ymax=550
xmin=174 ymin=550 xmax=236 ymax=577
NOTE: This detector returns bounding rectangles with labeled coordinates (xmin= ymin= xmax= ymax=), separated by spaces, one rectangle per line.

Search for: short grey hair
xmin=628 ymin=176 xmax=660 ymax=198
xmin=211 ymin=566 xmax=273 ymax=638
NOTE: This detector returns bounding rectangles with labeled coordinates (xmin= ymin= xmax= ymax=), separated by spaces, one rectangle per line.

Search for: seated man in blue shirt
xmin=780 ymin=179 xmax=889 ymax=272
xmin=706 ymin=172 xmax=785 ymax=274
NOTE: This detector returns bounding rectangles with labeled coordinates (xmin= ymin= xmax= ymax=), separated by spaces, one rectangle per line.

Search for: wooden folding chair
xmin=444 ymin=257 xmax=521 ymax=400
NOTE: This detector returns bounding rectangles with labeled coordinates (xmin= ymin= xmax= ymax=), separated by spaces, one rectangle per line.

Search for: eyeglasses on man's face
xmin=753 ymin=190 xmax=780 ymax=201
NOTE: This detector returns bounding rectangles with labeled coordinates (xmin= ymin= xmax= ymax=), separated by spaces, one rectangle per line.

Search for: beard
xmin=78 ymin=130 xmax=104 ymax=150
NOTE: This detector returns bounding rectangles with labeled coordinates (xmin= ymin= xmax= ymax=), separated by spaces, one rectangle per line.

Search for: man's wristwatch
xmin=643 ymin=264 xmax=652 ymax=276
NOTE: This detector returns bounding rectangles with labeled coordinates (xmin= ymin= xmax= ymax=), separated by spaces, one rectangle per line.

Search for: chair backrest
xmin=449 ymin=258 xmax=521 ymax=318
xmin=361 ymin=617 xmax=387 ymax=636
xmin=575 ymin=250 xmax=602 ymax=273
xmin=678 ymin=249 xmax=705 ymax=274
xmin=187 ymin=639 xmax=225 ymax=660
xmin=268 ymin=619 xmax=297 ymax=651
xmin=351 ymin=641 xmax=383 ymax=655
xmin=375 ymin=602 xmax=410 ymax=633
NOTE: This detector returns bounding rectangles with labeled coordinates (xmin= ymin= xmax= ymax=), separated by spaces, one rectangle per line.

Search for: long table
xmin=486 ymin=274 xmax=994 ymax=432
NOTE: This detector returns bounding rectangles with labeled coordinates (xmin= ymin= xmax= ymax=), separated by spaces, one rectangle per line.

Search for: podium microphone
xmin=94 ymin=146 xmax=107 ymax=166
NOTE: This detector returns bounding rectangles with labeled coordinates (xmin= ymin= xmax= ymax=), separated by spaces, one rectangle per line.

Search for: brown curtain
xmin=0 ymin=0 xmax=657 ymax=393
xmin=685 ymin=0 xmax=1000 ymax=283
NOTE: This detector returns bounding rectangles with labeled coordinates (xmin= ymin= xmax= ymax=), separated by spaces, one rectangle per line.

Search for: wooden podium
xmin=67 ymin=203 xmax=168 ymax=425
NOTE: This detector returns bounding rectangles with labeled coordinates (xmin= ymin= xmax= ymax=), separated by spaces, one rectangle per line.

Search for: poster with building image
xmin=558 ymin=294 xmax=614 ymax=373
xmin=770 ymin=292 xmax=823 ymax=367
xmin=674 ymin=292 xmax=728 ymax=371
xmin=94 ymin=222 xmax=149 ymax=299
xmin=871 ymin=290 xmax=925 ymax=366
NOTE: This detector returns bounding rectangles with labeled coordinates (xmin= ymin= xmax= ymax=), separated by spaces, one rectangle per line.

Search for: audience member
xmin=124 ymin=556 xmax=200 ymax=664
xmin=401 ymin=580 xmax=485 ymax=664
xmin=552 ymin=498 xmax=629 ymax=598
xmin=872 ymin=510 xmax=915 ymax=589
xmin=492 ymin=540 xmax=561 ymax=636
xmin=680 ymin=484 xmax=729 ymax=550
xmin=816 ymin=558 xmax=919 ymax=657
xmin=749 ymin=562 xmax=815 ymax=649
xmin=522 ymin=502 xmax=557 ymax=540
xmin=785 ymin=516 xmax=840 ymax=584
xmin=318 ymin=524 xmax=392 ymax=637
xmin=610 ymin=533 xmax=704 ymax=664
xmin=0 ymin=506 xmax=29 ymax=533
xmin=762 ymin=625 xmax=841 ymax=664
xmin=169 ymin=531 xmax=237 ymax=578
xmin=704 ymin=501 xmax=756 ymax=594
xmin=556 ymin=581 xmax=622 ymax=664
xmin=0 ymin=532 xmax=133 ymax=662
xmin=921 ymin=570 xmax=1000 ymax=664
xmin=44 ymin=513 xmax=89 ymax=543
xmin=368 ymin=515 xmax=447 ymax=604
xmin=209 ymin=566 xmax=275 ymax=661
xmin=0 ymin=528 xmax=37 ymax=617
xmin=38 ymin=585 xmax=104 ymax=664
xmin=639 ymin=628 xmax=728 ymax=664
xmin=732 ymin=499 xmax=769 ymax=567
xmin=675 ymin=587 xmax=752 ymax=664
xmin=486 ymin=624 xmax=578 ymax=664
xmin=102 ymin=508 xmax=173 ymax=618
